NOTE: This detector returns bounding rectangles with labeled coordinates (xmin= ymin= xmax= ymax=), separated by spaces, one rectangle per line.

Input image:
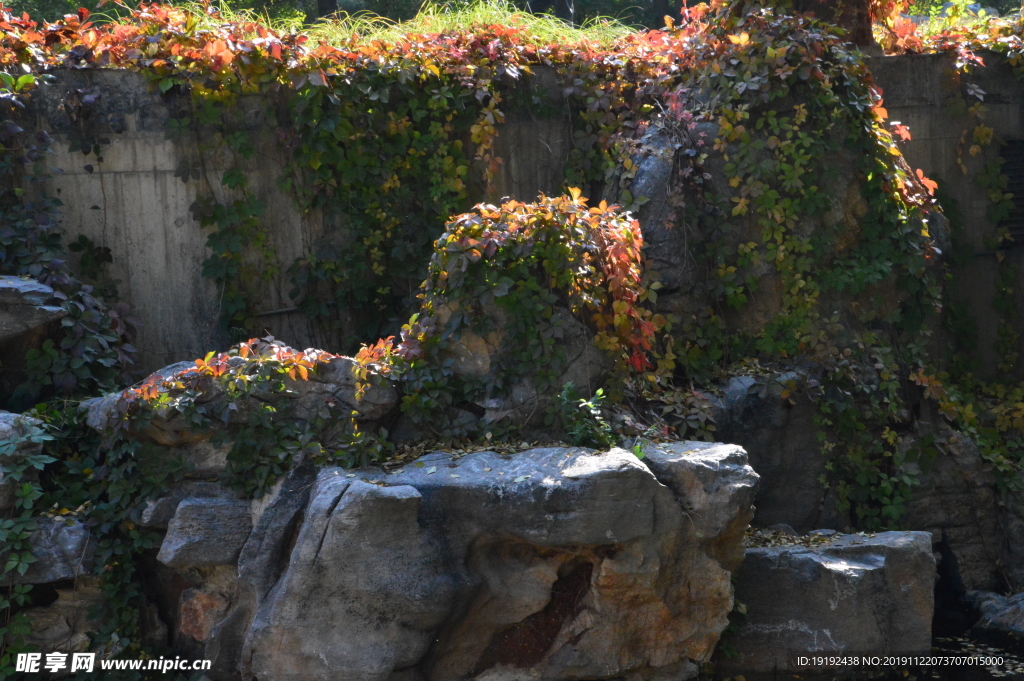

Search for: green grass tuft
xmin=191 ymin=0 xmax=637 ymax=48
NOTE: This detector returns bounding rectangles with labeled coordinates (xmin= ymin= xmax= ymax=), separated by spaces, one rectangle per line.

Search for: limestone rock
xmin=174 ymin=467 xmax=324 ymax=680
xmin=968 ymin=590 xmax=1024 ymax=649
xmin=0 ymin=517 xmax=94 ymax=586
xmin=242 ymin=443 xmax=758 ymax=681
xmin=0 ymin=275 xmax=66 ymax=342
xmin=901 ymin=429 xmax=1004 ymax=590
xmin=20 ymin=577 xmax=106 ymax=653
xmin=83 ymin=353 xmax=398 ymax=447
xmin=714 ymin=370 xmax=1007 ymax=591
xmin=157 ymin=498 xmax=252 ymax=569
xmin=640 ymin=441 xmax=758 ymax=571
xmin=713 ymin=373 xmax=838 ymax=533
xmin=467 ymin=310 xmax=612 ymax=429
xmin=243 ymin=479 xmax=455 ymax=681
xmin=719 ymin=531 xmax=936 ymax=676
xmin=624 ymin=125 xmax=690 ymax=292
xmin=238 ymin=464 xmax=319 ymax=601
xmin=81 ymin=360 xmax=195 ymax=439
xmin=307 ymin=356 xmax=398 ymax=421
xmin=138 ymin=481 xmax=239 ymax=529
xmin=0 ymin=410 xmax=46 ymax=511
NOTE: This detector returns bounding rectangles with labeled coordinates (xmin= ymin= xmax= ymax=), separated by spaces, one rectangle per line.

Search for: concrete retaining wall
xmin=33 ymin=68 xmax=572 ymax=372
xmin=871 ymin=52 xmax=1024 ymax=378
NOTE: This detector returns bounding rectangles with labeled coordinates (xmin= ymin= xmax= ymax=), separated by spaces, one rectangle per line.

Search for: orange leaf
xmin=916 ymin=169 xmax=938 ymax=195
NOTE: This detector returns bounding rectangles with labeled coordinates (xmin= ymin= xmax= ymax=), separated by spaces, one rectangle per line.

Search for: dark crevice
xmin=933 ymin=531 xmax=978 ymax=637
xmin=472 ymin=559 xmax=593 ymax=674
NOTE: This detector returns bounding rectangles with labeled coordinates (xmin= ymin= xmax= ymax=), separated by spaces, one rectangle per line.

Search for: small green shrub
xmin=547 ymin=382 xmax=616 ymax=449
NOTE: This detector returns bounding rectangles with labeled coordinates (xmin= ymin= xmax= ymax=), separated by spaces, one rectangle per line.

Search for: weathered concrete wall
xmin=870 ymin=52 xmax=1024 ymax=378
xmin=31 ymin=56 xmax=1024 ymax=376
xmin=33 ymin=69 xmax=572 ymax=372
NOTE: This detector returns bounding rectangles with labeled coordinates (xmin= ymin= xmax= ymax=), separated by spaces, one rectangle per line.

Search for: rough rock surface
xmin=82 ymin=355 xmax=398 ymax=447
xmin=640 ymin=440 xmax=758 ymax=572
xmin=239 ymin=443 xmax=759 ymax=681
xmin=434 ymin=303 xmax=612 ymax=431
xmin=719 ymin=531 xmax=935 ymax=676
xmin=0 ymin=517 xmax=94 ymax=586
xmin=712 ymin=374 xmax=840 ymax=533
xmin=0 ymin=410 xmax=46 ymax=510
xmin=0 ymin=275 xmax=66 ymax=342
xmin=157 ymin=498 xmax=252 ymax=569
xmin=20 ymin=577 xmax=107 ymax=653
xmin=968 ymin=590 xmax=1024 ymax=648
xmin=901 ymin=429 xmax=1005 ymax=591
xmin=711 ymin=372 xmax=1012 ymax=591
xmin=244 ymin=479 xmax=454 ymax=681
xmin=138 ymin=481 xmax=240 ymax=529
xmin=622 ymin=126 xmax=688 ymax=291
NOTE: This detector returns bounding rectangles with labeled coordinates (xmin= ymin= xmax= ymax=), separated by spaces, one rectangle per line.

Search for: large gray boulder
xmin=0 ymin=275 xmax=66 ymax=342
xmin=240 ymin=443 xmax=759 ymax=681
xmin=0 ymin=517 xmax=94 ymax=586
xmin=156 ymin=498 xmax=252 ymax=569
xmin=719 ymin=531 xmax=936 ymax=677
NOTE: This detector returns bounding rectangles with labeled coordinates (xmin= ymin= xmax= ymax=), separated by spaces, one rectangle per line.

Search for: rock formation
xmin=719 ymin=531 xmax=936 ymax=677
xmin=0 ymin=276 xmax=65 ymax=343
xmin=139 ymin=442 xmax=758 ymax=680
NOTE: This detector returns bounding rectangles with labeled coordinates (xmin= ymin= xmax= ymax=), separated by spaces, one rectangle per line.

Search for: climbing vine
xmin=355 ymin=191 xmax=666 ymax=435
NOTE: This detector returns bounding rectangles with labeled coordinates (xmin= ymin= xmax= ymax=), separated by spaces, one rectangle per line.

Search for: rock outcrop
xmin=140 ymin=442 xmax=758 ymax=681
xmin=0 ymin=410 xmax=47 ymax=511
xmin=719 ymin=531 xmax=936 ymax=677
xmin=0 ymin=517 xmax=94 ymax=586
xmin=20 ymin=577 xmax=107 ymax=654
xmin=901 ymin=430 xmax=1006 ymax=591
xmin=82 ymin=353 xmax=399 ymax=453
xmin=0 ymin=276 xmax=66 ymax=343
xmin=708 ymin=371 xmax=1016 ymax=592
xmin=968 ymin=590 xmax=1024 ymax=650
xmin=156 ymin=498 xmax=253 ymax=569
xmin=712 ymin=374 xmax=840 ymax=533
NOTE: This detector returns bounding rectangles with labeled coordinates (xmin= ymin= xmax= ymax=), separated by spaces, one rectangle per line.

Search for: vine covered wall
xmin=29 ymin=64 xmax=578 ymax=372
xmin=4 ymin=0 xmax=1024 ymax=673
